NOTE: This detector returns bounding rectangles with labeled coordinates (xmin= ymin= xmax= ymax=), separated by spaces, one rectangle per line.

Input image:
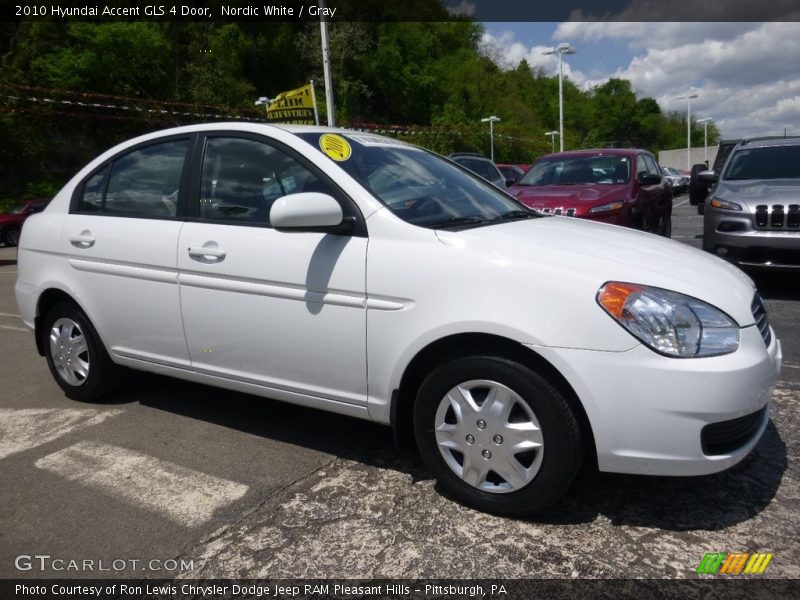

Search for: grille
xmin=537 ymin=207 xmax=577 ymax=217
xmin=751 ymin=294 xmax=772 ymax=347
xmin=754 ymin=204 xmax=800 ymax=228
xmin=701 ymin=406 xmax=767 ymax=455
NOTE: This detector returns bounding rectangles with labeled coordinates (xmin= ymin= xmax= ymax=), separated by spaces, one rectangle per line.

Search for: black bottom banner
xmin=3 ymin=579 xmax=800 ymax=600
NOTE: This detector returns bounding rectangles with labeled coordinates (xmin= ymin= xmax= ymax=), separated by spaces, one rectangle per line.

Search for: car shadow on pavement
xmin=0 ymin=259 xmax=16 ymax=266
xmin=530 ymin=419 xmax=786 ymax=530
xmin=121 ymin=372 xmax=787 ymax=533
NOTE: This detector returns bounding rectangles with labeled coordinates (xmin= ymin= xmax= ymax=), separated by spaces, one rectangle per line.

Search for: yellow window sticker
xmin=319 ymin=134 xmax=352 ymax=161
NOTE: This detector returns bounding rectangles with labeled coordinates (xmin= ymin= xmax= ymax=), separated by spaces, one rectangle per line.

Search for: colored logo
xmin=696 ymin=552 xmax=773 ymax=575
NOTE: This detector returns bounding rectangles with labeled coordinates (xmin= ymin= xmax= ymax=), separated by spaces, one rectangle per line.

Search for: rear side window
xmin=76 ymin=139 xmax=189 ymax=217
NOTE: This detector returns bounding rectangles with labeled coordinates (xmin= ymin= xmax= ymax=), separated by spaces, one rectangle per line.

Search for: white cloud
xmin=479 ymin=33 xmax=587 ymax=86
xmin=480 ymin=22 xmax=800 ymax=139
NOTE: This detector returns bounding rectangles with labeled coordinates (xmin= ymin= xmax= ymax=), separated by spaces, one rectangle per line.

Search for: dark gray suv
xmin=702 ymin=137 xmax=800 ymax=268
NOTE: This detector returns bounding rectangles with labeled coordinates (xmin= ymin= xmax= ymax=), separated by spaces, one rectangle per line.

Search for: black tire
xmin=3 ymin=228 xmax=20 ymax=247
xmin=697 ymin=203 xmax=705 ymax=215
xmin=42 ymin=301 xmax=119 ymax=402
xmin=688 ymin=163 xmax=709 ymax=205
xmin=413 ymin=355 xmax=583 ymax=516
xmin=661 ymin=214 xmax=672 ymax=238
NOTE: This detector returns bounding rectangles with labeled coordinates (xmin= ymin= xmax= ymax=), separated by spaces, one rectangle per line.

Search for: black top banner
xmin=3 ymin=0 xmax=800 ymax=23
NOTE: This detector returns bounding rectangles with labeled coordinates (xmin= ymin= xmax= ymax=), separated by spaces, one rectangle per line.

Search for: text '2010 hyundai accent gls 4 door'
xmin=16 ymin=124 xmax=782 ymax=516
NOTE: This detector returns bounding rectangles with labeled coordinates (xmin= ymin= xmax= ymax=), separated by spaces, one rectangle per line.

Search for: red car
xmin=0 ymin=198 xmax=50 ymax=247
xmin=508 ymin=149 xmax=673 ymax=237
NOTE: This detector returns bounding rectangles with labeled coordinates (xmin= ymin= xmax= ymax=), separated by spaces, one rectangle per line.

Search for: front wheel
xmin=42 ymin=301 xmax=119 ymax=402
xmin=413 ymin=355 xmax=583 ymax=516
xmin=3 ymin=228 xmax=20 ymax=247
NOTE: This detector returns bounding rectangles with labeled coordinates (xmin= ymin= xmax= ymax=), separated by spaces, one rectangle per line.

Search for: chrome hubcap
xmin=49 ymin=318 xmax=90 ymax=387
xmin=434 ymin=379 xmax=544 ymax=494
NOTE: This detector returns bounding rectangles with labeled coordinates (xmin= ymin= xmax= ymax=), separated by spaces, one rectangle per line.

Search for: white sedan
xmin=15 ymin=123 xmax=781 ymax=515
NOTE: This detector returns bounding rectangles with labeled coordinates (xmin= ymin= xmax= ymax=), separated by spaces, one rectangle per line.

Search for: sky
xmin=480 ymin=21 xmax=800 ymax=141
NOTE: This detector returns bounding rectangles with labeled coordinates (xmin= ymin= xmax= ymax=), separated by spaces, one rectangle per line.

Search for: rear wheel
xmin=42 ymin=301 xmax=119 ymax=402
xmin=413 ymin=355 xmax=583 ymax=516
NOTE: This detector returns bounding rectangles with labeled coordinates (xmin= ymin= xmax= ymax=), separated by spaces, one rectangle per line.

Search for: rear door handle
xmin=188 ymin=246 xmax=226 ymax=261
xmin=69 ymin=233 xmax=95 ymax=248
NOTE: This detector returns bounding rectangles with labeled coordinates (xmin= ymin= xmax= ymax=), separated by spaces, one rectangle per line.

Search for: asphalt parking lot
xmin=1 ymin=195 xmax=798 ymax=580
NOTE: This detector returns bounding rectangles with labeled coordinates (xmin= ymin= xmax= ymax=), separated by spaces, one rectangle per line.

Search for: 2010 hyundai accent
xmin=15 ymin=124 xmax=782 ymax=516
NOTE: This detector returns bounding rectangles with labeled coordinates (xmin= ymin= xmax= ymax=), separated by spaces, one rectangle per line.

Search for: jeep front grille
xmin=751 ymin=294 xmax=771 ymax=347
xmin=754 ymin=204 xmax=800 ymax=229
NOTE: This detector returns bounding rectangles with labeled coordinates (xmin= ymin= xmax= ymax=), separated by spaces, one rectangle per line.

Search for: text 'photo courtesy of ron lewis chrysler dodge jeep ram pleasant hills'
xmin=14 ymin=123 xmax=782 ymax=516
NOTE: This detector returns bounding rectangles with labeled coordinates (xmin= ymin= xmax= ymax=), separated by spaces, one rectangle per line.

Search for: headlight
xmin=589 ymin=201 xmax=624 ymax=213
xmin=710 ymin=197 xmax=742 ymax=211
xmin=597 ymin=282 xmax=740 ymax=357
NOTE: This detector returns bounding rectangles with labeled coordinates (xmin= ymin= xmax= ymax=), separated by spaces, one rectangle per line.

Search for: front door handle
xmin=188 ymin=246 xmax=226 ymax=261
xmin=69 ymin=233 xmax=95 ymax=248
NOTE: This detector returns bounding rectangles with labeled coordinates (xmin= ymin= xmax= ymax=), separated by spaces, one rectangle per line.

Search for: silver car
xmin=702 ymin=137 xmax=800 ymax=268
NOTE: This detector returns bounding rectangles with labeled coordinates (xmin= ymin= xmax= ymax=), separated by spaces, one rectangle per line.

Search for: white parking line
xmin=0 ymin=408 xmax=123 ymax=461
xmin=0 ymin=324 xmax=27 ymax=332
xmin=674 ymin=199 xmax=689 ymax=208
xmin=35 ymin=441 xmax=249 ymax=527
xmin=0 ymin=312 xmax=22 ymax=317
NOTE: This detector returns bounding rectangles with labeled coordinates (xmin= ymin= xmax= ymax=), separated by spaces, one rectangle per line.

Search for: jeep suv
xmin=702 ymin=137 xmax=800 ymax=268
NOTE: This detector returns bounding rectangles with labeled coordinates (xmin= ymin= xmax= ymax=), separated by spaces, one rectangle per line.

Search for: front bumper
xmin=704 ymin=209 xmax=800 ymax=268
xmin=529 ymin=325 xmax=781 ymax=476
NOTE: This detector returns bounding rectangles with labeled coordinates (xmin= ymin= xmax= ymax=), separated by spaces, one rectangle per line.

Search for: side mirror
xmin=270 ymin=193 xmax=345 ymax=230
xmin=637 ymin=172 xmax=662 ymax=186
xmin=697 ymin=170 xmax=718 ymax=183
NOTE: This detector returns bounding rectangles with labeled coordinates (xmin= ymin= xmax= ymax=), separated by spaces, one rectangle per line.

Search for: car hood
xmin=435 ymin=216 xmax=757 ymax=326
xmin=0 ymin=213 xmax=21 ymax=225
xmin=509 ymin=184 xmax=629 ymax=208
xmin=716 ymin=178 xmax=800 ymax=207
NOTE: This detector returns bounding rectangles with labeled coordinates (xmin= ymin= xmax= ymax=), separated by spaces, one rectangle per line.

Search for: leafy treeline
xmin=0 ymin=11 xmax=719 ymax=199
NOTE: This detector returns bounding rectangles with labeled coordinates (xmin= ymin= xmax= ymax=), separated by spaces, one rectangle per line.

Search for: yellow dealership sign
xmin=266 ymin=84 xmax=318 ymax=125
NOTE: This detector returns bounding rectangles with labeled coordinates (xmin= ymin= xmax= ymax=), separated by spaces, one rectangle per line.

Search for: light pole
xmin=544 ymin=42 xmax=576 ymax=152
xmin=545 ymin=130 xmax=559 ymax=154
xmin=481 ymin=115 xmax=501 ymax=162
xmin=697 ymin=117 xmax=712 ymax=164
xmin=676 ymin=91 xmax=698 ymax=170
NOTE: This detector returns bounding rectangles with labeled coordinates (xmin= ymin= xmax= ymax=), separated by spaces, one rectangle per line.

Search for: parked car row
xmin=14 ymin=123 xmax=780 ymax=517
xmin=661 ymin=166 xmax=690 ymax=194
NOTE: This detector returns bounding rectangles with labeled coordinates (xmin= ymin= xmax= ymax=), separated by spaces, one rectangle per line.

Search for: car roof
xmin=736 ymin=136 xmax=800 ymax=149
xmin=538 ymin=148 xmax=644 ymax=159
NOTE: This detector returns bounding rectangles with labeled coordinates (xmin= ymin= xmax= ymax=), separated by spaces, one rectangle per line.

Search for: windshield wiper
xmin=490 ymin=210 xmax=537 ymax=222
xmin=428 ymin=216 xmax=487 ymax=229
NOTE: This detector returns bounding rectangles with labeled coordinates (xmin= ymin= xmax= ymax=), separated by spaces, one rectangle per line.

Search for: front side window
xmin=200 ymin=137 xmax=333 ymax=225
xmin=723 ymin=145 xmax=800 ymax=180
xmin=643 ymin=154 xmax=661 ymax=177
xmin=76 ymin=139 xmax=188 ymax=217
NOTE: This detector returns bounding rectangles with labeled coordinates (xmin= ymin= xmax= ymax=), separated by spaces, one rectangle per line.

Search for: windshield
xmin=296 ymin=132 xmax=534 ymax=228
xmin=517 ymin=155 xmax=631 ymax=186
xmin=723 ymin=145 xmax=800 ymax=180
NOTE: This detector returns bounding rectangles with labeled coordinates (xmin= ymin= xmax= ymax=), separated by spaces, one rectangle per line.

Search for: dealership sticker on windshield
xmin=319 ymin=134 xmax=352 ymax=161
